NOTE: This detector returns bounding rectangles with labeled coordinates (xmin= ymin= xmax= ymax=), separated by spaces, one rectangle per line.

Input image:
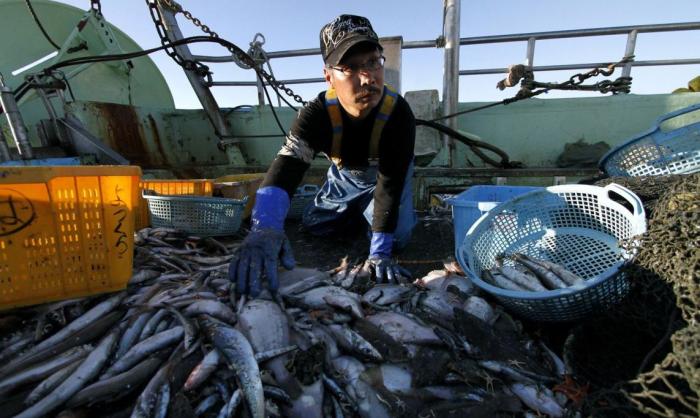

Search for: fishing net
xmin=569 ymin=174 xmax=699 ymax=417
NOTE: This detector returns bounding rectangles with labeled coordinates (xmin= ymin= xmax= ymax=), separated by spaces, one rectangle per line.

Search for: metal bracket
xmin=58 ymin=115 xmax=129 ymax=165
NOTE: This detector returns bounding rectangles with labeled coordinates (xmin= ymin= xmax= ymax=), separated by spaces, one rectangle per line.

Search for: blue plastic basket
xmin=447 ymin=185 xmax=542 ymax=257
xmin=143 ymin=192 xmax=248 ymax=236
xmin=458 ymin=183 xmax=647 ymax=322
xmin=599 ymin=102 xmax=700 ymax=177
xmin=287 ymin=184 xmax=319 ymax=220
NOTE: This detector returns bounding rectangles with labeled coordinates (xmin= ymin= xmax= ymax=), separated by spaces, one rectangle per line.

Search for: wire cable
xmin=416 ymin=118 xmax=520 ymax=168
xmin=25 ymin=0 xmax=60 ymax=50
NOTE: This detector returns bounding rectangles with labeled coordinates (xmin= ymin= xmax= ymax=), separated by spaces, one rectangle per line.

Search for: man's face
xmin=324 ymin=49 xmax=385 ymax=120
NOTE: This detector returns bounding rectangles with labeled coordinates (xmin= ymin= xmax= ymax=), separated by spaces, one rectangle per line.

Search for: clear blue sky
xmin=55 ymin=0 xmax=699 ymax=109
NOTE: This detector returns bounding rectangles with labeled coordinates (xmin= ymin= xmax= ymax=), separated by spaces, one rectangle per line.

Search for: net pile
xmin=573 ymin=174 xmax=699 ymax=417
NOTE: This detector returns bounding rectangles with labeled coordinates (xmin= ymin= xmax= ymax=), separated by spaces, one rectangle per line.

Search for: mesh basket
xmin=599 ymin=102 xmax=700 ymax=177
xmin=287 ymin=184 xmax=319 ymax=220
xmin=143 ymin=192 xmax=248 ymax=236
xmin=458 ymin=183 xmax=647 ymax=322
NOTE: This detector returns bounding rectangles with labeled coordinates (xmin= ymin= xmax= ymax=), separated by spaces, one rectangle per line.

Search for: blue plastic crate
xmin=446 ymin=185 xmax=542 ymax=257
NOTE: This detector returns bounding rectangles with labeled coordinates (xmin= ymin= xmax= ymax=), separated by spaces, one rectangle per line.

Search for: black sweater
xmin=261 ymin=89 xmax=415 ymax=233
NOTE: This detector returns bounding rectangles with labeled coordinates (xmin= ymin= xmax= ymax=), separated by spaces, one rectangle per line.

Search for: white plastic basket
xmin=599 ymin=102 xmax=700 ymax=177
xmin=458 ymin=183 xmax=647 ymax=322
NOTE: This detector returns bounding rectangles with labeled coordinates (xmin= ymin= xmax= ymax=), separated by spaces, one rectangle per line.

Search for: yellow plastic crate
xmin=213 ymin=173 xmax=265 ymax=219
xmin=0 ymin=166 xmax=141 ymax=310
xmin=136 ymin=179 xmax=213 ymax=230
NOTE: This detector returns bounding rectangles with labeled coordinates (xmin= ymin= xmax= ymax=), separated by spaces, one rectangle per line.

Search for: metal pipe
xmin=621 ymin=30 xmax=638 ymax=82
xmin=459 ymin=58 xmax=700 ymax=76
xmin=525 ymin=37 xmax=536 ymax=68
xmin=195 ymin=22 xmax=700 ymax=62
xmin=211 ymin=77 xmax=326 ymax=87
xmin=0 ymin=128 xmax=12 ymax=162
xmin=0 ymin=73 xmax=33 ymax=160
xmin=456 ymin=22 xmax=700 ymax=45
xmin=157 ymin=3 xmax=245 ymax=164
xmin=441 ymin=0 xmax=460 ymax=168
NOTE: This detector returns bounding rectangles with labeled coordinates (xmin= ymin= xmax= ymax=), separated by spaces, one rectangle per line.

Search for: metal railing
xmin=193 ymin=15 xmax=700 ymax=166
xmin=194 ymin=21 xmax=700 ymax=95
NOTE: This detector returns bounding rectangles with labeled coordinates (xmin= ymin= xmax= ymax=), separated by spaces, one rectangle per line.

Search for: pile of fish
xmin=0 ymin=228 xmax=582 ymax=418
xmin=482 ymin=253 xmax=585 ymax=292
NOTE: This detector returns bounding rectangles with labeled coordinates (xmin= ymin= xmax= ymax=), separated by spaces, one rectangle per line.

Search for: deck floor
xmin=283 ymin=210 xmax=456 ymax=278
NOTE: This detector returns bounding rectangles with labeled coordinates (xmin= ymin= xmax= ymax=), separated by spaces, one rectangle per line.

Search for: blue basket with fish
xmin=599 ymin=102 xmax=700 ymax=177
xmin=287 ymin=184 xmax=319 ymax=220
xmin=457 ymin=183 xmax=647 ymax=322
xmin=143 ymin=191 xmax=247 ymax=236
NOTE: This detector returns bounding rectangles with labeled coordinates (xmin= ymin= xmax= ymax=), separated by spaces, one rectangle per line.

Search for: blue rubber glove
xmin=365 ymin=232 xmax=411 ymax=283
xmin=228 ymin=186 xmax=295 ymax=296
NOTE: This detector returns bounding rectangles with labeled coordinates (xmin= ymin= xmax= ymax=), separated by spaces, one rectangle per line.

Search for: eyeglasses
xmin=328 ymin=56 xmax=386 ymax=76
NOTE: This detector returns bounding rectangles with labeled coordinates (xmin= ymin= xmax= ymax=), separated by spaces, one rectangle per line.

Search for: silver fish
xmin=1 ymin=293 xmax=124 ymax=377
xmin=498 ymin=266 xmax=548 ymax=292
xmin=278 ymin=268 xmax=331 ymax=296
xmin=24 ymin=359 xmax=82 ymax=406
xmin=115 ymin=311 xmax=155 ymax=359
xmin=482 ymin=269 xmax=527 ymax=291
xmin=509 ymin=382 xmax=565 ymax=417
xmin=361 ymin=284 xmax=416 ymax=306
xmin=290 ymin=286 xmax=364 ymax=319
xmin=237 ymin=299 xmax=302 ymax=399
xmin=67 ymin=353 xmax=165 ymax=407
xmin=366 ymin=312 xmax=441 ymax=345
xmin=415 ymin=290 xmax=464 ymax=320
xmin=286 ymin=379 xmax=324 ymax=418
xmin=360 ymin=364 xmax=413 ymax=394
xmin=0 ymin=345 xmax=90 ymax=397
xmin=102 ymin=326 xmax=183 ymax=379
xmin=326 ymin=324 xmax=383 ymax=362
xmin=512 ymin=254 xmax=568 ymax=289
xmin=184 ymin=300 xmax=237 ymax=324
xmin=14 ymin=328 xmax=119 ymax=418
xmin=516 ymin=253 xmax=585 ymax=286
xmin=184 ymin=349 xmax=221 ymax=392
xmin=463 ymin=296 xmax=496 ymax=325
xmin=203 ymin=317 xmax=265 ymax=418
xmin=216 ymin=388 xmax=242 ymax=418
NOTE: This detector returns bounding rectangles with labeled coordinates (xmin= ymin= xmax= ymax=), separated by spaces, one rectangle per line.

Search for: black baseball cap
xmin=320 ymin=15 xmax=381 ymax=66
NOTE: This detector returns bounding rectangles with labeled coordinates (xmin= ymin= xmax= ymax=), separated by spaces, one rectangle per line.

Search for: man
xmin=229 ymin=14 xmax=417 ymax=296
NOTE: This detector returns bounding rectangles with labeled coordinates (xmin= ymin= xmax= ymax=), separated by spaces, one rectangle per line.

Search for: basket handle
xmin=602 ymin=183 xmax=645 ymax=220
xmin=653 ymin=102 xmax=700 ymax=127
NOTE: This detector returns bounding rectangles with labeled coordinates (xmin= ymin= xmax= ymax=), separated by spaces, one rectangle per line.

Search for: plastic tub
xmin=458 ymin=183 xmax=647 ymax=322
xmin=447 ymin=185 xmax=542 ymax=256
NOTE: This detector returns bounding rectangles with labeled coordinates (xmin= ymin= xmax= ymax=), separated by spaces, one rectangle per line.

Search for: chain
xmin=521 ymin=55 xmax=635 ymax=95
xmin=145 ymin=0 xmax=209 ymax=77
xmin=433 ymin=56 xmax=635 ymax=122
xmin=147 ymin=0 xmax=307 ymax=106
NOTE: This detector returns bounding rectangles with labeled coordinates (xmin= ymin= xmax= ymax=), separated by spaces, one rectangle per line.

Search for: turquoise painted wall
xmin=447 ymin=92 xmax=700 ymax=168
xmin=5 ymin=92 xmax=698 ymax=175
